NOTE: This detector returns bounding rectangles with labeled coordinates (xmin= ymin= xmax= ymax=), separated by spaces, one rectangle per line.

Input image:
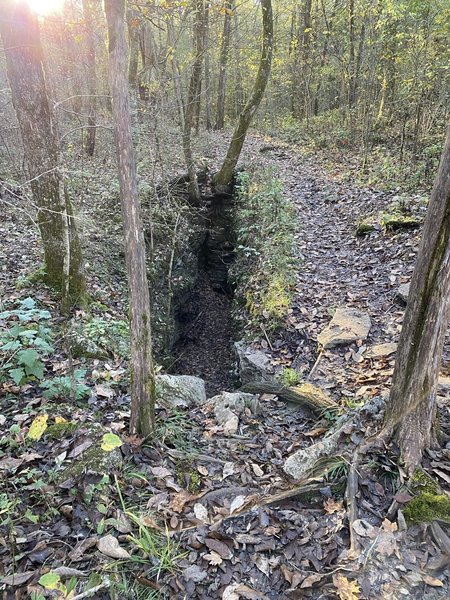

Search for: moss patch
xmin=380 ymin=212 xmax=421 ymax=232
xmin=404 ymin=492 xmax=450 ymax=524
xmin=44 ymin=421 xmax=78 ymax=440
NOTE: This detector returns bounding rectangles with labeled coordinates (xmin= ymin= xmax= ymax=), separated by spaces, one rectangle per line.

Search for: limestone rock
xmin=210 ymin=391 xmax=260 ymax=436
xmin=156 ymin=374 xmax=206 ymax=408
xmin=439 ymin=376 xmax=450 ymax=396
xmin=235 ymin=341 xmax=276 ymax=386
xmin=365 ymin=343 xmax=397 ymax=359
xmin=317 ymin=308 xmax=371 ymax=349
xmin=397 ymin=283 xmax=410 ymax=303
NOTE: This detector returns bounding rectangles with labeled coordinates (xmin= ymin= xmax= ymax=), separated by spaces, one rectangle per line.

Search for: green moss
xmin=380 ymin=212 xmax=421 ymax=232
xmin=356 ymin=219 xmax=376 ymax=236
xmin=44 ymin=421 xmax=78 ymax=440
xmin=281 ymin=367 xmax=301 ymax=386
xmin=404 ymin=492 xmax=450 ymax=524
xmin=54 ymin=442 xmax=122 ymax=484
xmin=410 ymin=469 xmax=439 ymax=494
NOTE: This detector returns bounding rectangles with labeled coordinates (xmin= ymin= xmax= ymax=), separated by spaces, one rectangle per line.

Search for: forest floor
xmin=0 ymin=129 xmax=450 ymax=599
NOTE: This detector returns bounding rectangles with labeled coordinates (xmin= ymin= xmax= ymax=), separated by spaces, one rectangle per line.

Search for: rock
xmin=155 ymin=374 xmax=206 ymax=408
xmin=235 ymin=341 xmax=276 ymax=386
xmin=439 ymin=376 xmax=450 ymax=396
xmin=317 ymin=308 xmax=371 ymax=349
xmin=365 ymin=342 xmax=398 ymax=359
xmin=397 ymin=283 xmax=410 ymax=303
xmin=210 ymin=391 xmax=260 ymax=436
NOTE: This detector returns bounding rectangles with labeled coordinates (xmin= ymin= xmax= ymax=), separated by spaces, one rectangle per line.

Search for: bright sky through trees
xmin=24 ymin=0 xmax=63 ymax=16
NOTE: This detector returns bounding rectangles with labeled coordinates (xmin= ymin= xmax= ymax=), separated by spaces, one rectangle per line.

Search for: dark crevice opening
xmin=170 ymin=194 xmax=237 ymax=396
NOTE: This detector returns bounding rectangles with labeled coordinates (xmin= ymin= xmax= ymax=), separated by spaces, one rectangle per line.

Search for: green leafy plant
xmin=0 ymin=297 xmax=53 ymax=385
xmin=40 ymin=369 xmax=90 ymax=401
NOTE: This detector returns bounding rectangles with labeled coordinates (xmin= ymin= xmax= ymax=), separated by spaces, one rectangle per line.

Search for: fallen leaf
xmin=423 ymin=575 xmax=444 ymax=587
xmin=300 ymin=573 xmax=324 ymax=588
xmin=203 ymin=551 xmax=223 ymax=565
xmin=68 ymin=536 xmax=98 ymax=561
xmin=251 ymin=463 xmax=264 ymax=477
xmin=222 ymin=461 xmax=235 ymax=479
xmin=183 ymin=565 xmax=208 ymax=582
xmin=324 ymin=498 xmax=344 ymax=514
xmin=229 ymin=495 xmax=246 ymax=515
xmin=97 ymin=534 xmax=131 ymax=559
xmin=27 ymin=414 xmax=48 ymax=440
xmin=333 ymin=573 xmax=360 ymax=600
xmin=1 ymin=571 xmax=35 ymax=586
xmin=100 ymin=433 xmax=122 ymax=452
xmin=205 ymin=538 xmax=232 ymax=559
xmin=197 ymin=465 xmax=208 ymax=476
xmin=150 ymin=466 xmax=172 ymax=478
xmin=38 ymin=572 xmax=60 ymax=590
xmin=194 ymin=503 xmax=209 ymax=523
xmin=68 ymin=440 xmax=93 ymax=458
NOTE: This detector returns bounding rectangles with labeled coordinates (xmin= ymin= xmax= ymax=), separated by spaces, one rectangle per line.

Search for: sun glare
xmin=25 ymin=0 xmax=64 ymax=16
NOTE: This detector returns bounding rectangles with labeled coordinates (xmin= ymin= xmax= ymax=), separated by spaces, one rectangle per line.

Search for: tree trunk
xmin=182 ymin=0 xmax=205 ymax=204
xmin=0 ymin=1 xmax=85 ymax=310
xmin=104 ymin=0 xmax=156 ymax=437
xmin=213 ymin=0 xmax=273 ymax=190
xmin=348 ymin=0 xmax=356 ymax=107
xmin=127 ymin=8 xmax=140 ymax=90
xmin=82 ymin=0 xmax=97 ymax=157
xmin=167 ymin=15 xmax=185 ymax=129
xmin=204 ymin=1 xmax=213 ymax=130
xmin=313 ymin=0 xmax=338 ymax=116
xmin=215 ymin=0 xmax=233 ymax=130
xmin=384 ymin=124 xmax=450 ymax=472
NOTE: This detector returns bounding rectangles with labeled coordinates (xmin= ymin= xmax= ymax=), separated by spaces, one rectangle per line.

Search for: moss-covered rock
xmin=356 ymin=219 xmax=377 ymax=236
xmin=404 ymin=492 xmax=450 ymax=524
xmin=70 ymin=317 xmax=129 ymax=360
xmin=380 ymin=212 xmax=421 ymax=231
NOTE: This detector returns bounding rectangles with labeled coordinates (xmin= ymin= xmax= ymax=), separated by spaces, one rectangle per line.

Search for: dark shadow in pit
xmin=170 ymin=194 xmax=237 ymax=396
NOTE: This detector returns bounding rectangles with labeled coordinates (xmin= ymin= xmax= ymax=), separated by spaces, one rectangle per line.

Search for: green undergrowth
xmin=259 ymin=110 xmax=444 ymax=194
xmin=404 ymin=470 xmax=450 ymax=525
xmin=232 ymin=168 xmax=297 ymax=333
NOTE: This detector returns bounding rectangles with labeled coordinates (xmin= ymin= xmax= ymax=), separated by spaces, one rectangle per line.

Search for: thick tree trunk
xmin=384 ymin=125 xmax=450 ymax=471
xmin=82 ymin=0 xmax=97 ymax=157
xmin=215 ymin=0 xmax=233 ymax=130
xmin=182 ymin=0 xmax=205 ymax=204
xmin=104 ymin=0 xmax=156 ymax=436
xmin=0 ymin=1 xmax=85 ymax=310
xmin=213 ymin=0 xmax=273 ymax=189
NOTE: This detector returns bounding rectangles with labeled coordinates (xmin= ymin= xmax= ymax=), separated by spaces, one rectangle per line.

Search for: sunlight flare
xmin=23 ymin=0 xmax=64 ymax=16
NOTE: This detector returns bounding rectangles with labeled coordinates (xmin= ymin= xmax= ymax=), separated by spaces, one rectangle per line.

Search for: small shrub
xmin=40 ymin=370 xmax=90 ymax=401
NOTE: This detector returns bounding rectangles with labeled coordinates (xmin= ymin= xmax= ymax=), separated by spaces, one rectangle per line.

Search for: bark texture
xmin=214 ymin=0 xmax=233 ymax=130
xmin=384 ymin=124 xmax=450 ymax=471
xmin=104 ymin=0 xmax=156 ymax=436
xmin=0 ymin=0 xmax=85 ymax=309
xmin=82 ymin=0 xmax=97 ymax=156
xmin=213 ymin=0 xmax=273 ymax=189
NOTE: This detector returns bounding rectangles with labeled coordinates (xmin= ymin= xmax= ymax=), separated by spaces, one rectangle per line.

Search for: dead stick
xmin=345 ymin=455 xmax=360 ymax=558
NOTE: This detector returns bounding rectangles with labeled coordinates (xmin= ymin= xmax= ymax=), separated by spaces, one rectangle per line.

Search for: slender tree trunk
xmin=204 ymin=2 xmax=213 ymax=130
xmin=182 ymin=0 xmax=205 ymax=204
xmin=167 ymin=15 xmax=185 ymax=129
xmin=313 ymin=0 xmax=338 ymax=116
xmin=215 ymin=0 xmax=233 ymax=130
xmin=82 ymin=0 xmax=97 ymax=156
xmin=384 ymin=124 xmax=450 ymax=472
xmin=0 ymin=1 xmax=85 ymax=310
xmin=127 ymin=8 xmax=139 ymax=89
xmin=232 ymin=9 xmax=245 ymax=118
xmin=104 ymin=0 xmax=156 ymax=437
xmin=213 ymin=0 xmax=273 ymax=189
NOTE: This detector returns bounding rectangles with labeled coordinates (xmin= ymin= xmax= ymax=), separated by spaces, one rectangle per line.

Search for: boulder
xmin=365 ymin=342 xmax=397 ymax=359
xmin=235 ymin=341 xmax=277 ymax=386
xmin=317 ymin=308 xmax=371 ymax=349
xmin=210 ymin=391 xmax=260 ymax=436
xmin=397 ymin=282 xmax=410 ymax=303
xmin=156 ymin=374 xmax=206 ymax=408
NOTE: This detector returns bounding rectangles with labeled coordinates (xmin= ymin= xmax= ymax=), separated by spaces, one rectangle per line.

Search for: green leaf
xmin=101 ymin=433 xmax=122 ymax=452
xmin=9 ymin=368 xmax=25 ymax=385
xmin=17 ymin=348 xmax=39 ymax=368
xmin=38 ymin=572 xmax=60 ymax=590
xmin=25 ymin=361 xmax=44 ymax=380
xmin=20 ymin=298 xmax=36 ymax=310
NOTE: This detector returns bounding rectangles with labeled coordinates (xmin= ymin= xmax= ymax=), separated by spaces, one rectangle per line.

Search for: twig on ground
xmin=345 ymin=453 xmax=361 ymax=559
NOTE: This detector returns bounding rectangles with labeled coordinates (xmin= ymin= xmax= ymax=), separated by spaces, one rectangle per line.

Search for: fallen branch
xmin=345 ymin=454 xmax=361 ymax=559
xmin=242 ymin=381 xmax=338 ymax=413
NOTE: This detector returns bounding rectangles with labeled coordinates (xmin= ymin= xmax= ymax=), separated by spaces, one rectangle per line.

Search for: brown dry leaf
xmin=68 ymin=536 xmax=98 ymax=561
xmin=324 ymin=497 xmax=344 ymax=514
xmin=333 ymin=574 xmax=360 ymax=600
xmin=140 ymin=515 xmax=162 ymax=531
xmin=300 ymin=573 xmax=324 ymax=588
xmin=203 ymin=551 xmax=223 ymax=566
xmin=97 ymin=534 xmax=131 ymax=559
xmin=194 ymin=503 xmax=209 ymax=523
xmin=1 ymin=571 xmax=35 ymax=586
xmin=197 ymin=465 xmax=208 ymax=476
xmin=150 ymin=466 xmax=172 ymax=478
xmin=169 ymin=490 xmax=198 ymax=513
xmin=304 ymin=427 xmax=327 ymax=437
xmin=381 ymin=518 xmax=398 ymax=533
xmin=235 ymin=584 xmax=270 ymax=599
xmin=205 ymin=538 xmax=232 ymax=559
xmin=229 ymin=495 xmax=246 ymax=515
xmin=423 ymin=575 xmax=444 ymax=587
xmin=251 ymin=463 xmax=264 ymax=477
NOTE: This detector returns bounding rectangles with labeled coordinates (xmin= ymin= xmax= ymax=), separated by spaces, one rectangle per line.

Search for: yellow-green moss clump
xmin=404 ymin=492 xmax=450 ymax=524
xmin=44 ymin=421 xmax=78 ymax=440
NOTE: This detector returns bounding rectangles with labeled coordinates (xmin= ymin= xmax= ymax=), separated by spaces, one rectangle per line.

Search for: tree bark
xmin=82 ymin=0 xmax=97 ymax=157
xmin=182 ymin=0 xmax=205 ymax=204
xmin=104 ymin=0 xmax=156 ymax=436
xmin=214 ymin=0 xmax=233 ymax=130
xmin=204 ymin=1 xmax=213 ymax=130
xmin=0 ymin=0 xmax=85 ymax=310
xmin=127 ymin=8 xmax=140 ymax=89
xmin=384 ymin=124 xmax=450 ymax=472
xmin=213 ymin=0 xmax=273 ymax=189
